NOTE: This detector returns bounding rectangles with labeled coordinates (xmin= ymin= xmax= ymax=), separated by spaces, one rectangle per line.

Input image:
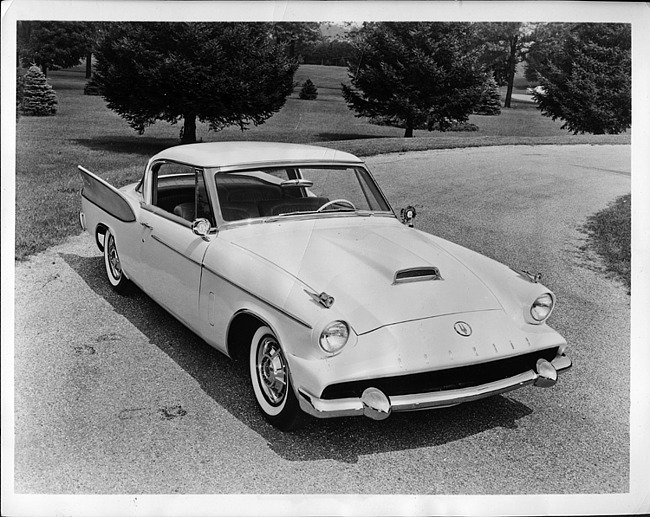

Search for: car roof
xmin=149 ymin=141 xmax=364 ymax=169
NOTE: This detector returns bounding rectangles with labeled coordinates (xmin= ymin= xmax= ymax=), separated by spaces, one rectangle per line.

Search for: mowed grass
xmin=15 ymin=64 xmax=630 ymax=259
xmin=582 ymin=194 xmax=632 ymax=292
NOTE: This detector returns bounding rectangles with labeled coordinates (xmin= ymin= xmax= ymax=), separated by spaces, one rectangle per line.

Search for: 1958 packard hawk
xmin=79 ymin=141 xmax=571 ymax=430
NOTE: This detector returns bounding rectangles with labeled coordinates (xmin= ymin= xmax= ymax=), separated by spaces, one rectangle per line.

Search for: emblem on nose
xmin=454 ymin=321 xmax=472 ymax=337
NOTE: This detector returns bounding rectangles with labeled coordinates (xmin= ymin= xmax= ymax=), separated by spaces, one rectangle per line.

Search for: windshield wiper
xmin=264 ymin=209 xmax=380 ymax=223
xmin=263 ymin=210 xmax=319 ymax=222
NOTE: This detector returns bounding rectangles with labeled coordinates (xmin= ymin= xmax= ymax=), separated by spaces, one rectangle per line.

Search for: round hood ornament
xmin=454 ymin=321 xmax=472 ymax=337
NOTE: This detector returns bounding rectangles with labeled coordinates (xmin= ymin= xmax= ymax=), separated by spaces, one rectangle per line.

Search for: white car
xmin=526 ymin=85 xmax=547 ymax=96
xmin=79 ymin=141 xmax=571 ymax=430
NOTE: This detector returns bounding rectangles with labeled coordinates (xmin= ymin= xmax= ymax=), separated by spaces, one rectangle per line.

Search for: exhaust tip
xmin=361 ymin=387 xmax=391 ymax=420
xmin=534 ymin=359 xmax=558 ymax=387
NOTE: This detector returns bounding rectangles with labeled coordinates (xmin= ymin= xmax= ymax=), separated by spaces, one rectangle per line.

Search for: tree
xmin=533 ymin=23 xmax=631 ymax=134
xmin=342 ymin=22 xmax=485 ymax=137
xmin=92 ymin=22 xmax=298 ymax=143
xmin=269 ymin=22 xmax=321 ymax=60
xmin=20 ymin=65 xmax=58 ymax=116
xmin=299 ymin=79 xmax=318 ymax=100
xmin=475 ymin=22 xmax=535 ymax=108
xmin=524 ymin=23 xmax=574 ymax=84
xmin=16 ymin=68 xmax=26 ymax=115
xmin=303 ymin=39 xmax=354 ymax=66
xmin=474 ymin=73 xmax=501 ymax=115
xmin=82 ymin=23 xmax=105 ymax=79
xmin=17 ymin=21 xmax=93 ymax=76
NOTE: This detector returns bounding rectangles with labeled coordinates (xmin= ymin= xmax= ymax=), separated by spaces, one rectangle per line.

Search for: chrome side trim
xmin=298 ymin=352 xmax=572 ymax=419
xmin=202 ymin=264 xmax=312 ymax=329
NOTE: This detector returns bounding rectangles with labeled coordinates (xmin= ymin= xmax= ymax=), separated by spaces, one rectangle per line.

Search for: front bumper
xmin=297 ymin=351 xmax=571 ymax=420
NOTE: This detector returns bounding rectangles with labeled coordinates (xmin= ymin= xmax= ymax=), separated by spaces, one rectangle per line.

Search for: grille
xmin=320 ymin=348 xmax=558 ymax=400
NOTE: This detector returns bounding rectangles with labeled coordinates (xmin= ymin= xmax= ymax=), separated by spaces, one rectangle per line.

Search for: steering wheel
xmin=316 ymin=199 xmax=357 ymax=212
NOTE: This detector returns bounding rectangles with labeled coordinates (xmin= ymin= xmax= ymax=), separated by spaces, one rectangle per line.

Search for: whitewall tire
xmin=103 ymin=228 xmax=130 ymax=293
xmin=249 ymin=326 xmax=302 ymax=430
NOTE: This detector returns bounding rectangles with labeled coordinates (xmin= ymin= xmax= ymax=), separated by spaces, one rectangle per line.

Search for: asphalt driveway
xmin=11 ymin=145 xmax=632 ymax=503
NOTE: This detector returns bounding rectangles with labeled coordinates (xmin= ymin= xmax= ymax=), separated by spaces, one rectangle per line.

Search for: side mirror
xmin=191 ymin=218 xmax=212 ymax=238
xmin=400 ymin=206 xmax=417 ymax=227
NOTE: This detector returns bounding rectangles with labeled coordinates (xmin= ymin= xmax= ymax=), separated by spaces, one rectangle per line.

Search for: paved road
xmin=12 ymin=145 xmax=631 ymax=501
xmin=510 ymin=93 xmax=536 ymax=103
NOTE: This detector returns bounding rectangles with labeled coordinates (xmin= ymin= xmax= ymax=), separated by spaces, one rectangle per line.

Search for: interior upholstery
xmin=173 ymin=202 xmax=195 ymax=221
xmin=220 ymin=202 xmax=260 ymax=220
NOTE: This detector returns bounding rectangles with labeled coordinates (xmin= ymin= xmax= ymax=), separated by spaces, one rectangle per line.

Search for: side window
xmin=152 ymin=163 xmax=214 ymax=225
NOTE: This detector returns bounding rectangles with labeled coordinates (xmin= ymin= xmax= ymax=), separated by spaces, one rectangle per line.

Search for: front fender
xmin=425 ymin=233 xmax=557 ymax=325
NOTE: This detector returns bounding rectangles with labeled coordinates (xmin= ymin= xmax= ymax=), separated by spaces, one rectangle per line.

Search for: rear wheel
xmin=249 ymin=326 xmax=302 ymax=431
xmin=103 ymin=228 xmax=130 ymax=293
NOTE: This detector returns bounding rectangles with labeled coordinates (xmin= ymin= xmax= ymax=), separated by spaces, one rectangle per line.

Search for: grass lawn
xmin=14 ymin=64 xmax=630 ymax=260
xmin=582 ymin=194 xmax=632 ymax=292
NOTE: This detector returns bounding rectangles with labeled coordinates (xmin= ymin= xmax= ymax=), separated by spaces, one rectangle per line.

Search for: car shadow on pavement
xmin=61 ymin=252 xmax=534 ymax=465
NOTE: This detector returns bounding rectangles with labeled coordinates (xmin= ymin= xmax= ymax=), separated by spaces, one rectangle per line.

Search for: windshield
xmin=215 ymin=166 xmax=391 ymax=222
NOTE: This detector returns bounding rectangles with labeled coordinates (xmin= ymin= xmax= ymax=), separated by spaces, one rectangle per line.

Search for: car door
xmin=137 ymin=163 xmax=214 ymax=330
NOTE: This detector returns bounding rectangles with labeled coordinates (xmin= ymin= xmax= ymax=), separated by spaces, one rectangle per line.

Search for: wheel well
xmin=227 ymin=312 xmax=265 ymax=362
xmin=95 ymin=224 xmax=108 ymax=252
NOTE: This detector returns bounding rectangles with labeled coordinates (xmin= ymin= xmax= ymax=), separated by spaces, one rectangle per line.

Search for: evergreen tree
xmin=93 ymin=22 xmax=298 ymax=143
xmin=16 ymin=68 xmax=26 ymax=117
xmin=17 ymin=21 xmax=94 ymax=76
xmin=299 ymin=79 xmax=318 ymax=100
xmin=20 ymin=65 xmax=58 ymax=116
xmin=342 ymin=22 xmax=484 ymax=137
xmin=524 ymin=23 xmax=574 ymax=84
xmin=534 ymin=23 xmax=631 ymax=134
xmin=474 ymin=74 xmax=501 ymax=115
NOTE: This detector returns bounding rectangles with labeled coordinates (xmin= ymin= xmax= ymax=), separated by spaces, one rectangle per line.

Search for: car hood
xmin=228 ymin=217 xmax=503 ymax=334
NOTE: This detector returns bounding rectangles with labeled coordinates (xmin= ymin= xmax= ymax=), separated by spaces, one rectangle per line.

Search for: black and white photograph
xmin=2 ymin=1 xmax=649 ymax=516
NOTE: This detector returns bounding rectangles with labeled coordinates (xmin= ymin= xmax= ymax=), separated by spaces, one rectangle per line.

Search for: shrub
xmin=20 ymin=65 xmax=58 ymax=116
xmin=474 ymin=74 xmax=502 ymax=116
xmin=299 ymin=78 xmax=318 ymax=100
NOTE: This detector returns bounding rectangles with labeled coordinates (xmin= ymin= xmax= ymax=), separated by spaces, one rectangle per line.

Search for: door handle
xmin=140 ymin=221 xmax=153 ymax=229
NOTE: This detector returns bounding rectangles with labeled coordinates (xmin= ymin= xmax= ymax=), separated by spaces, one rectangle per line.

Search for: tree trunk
xmin=404 ymin=115 xmax=414 ymax=138
xmin=86 ymin=53 xmax=92 ymax=79
xmin=504 ymin=35 xmax=518 ymax=109
xmin=181 ymin=113 xmax=197 ymax=143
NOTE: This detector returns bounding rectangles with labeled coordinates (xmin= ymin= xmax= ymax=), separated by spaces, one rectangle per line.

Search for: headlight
xmin=319 ymin=321 xmax=349 ymax=354
xmin=530 ymin=293 xmax=554 ymax=323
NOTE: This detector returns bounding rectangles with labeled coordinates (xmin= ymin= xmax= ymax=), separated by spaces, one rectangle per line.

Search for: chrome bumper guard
xmin=298 ymin=352 xmax=572 ymax=420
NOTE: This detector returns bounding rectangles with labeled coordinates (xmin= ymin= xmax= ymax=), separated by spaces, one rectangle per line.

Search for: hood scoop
xmin=393 ymin=266 xmax=443 ymax=284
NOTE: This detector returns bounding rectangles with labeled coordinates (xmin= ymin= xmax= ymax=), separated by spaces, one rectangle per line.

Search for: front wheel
xmin=249 ymin=326 xmax=302 ymax=431
xmin=103 ymin=228 xmax=130 ymax=293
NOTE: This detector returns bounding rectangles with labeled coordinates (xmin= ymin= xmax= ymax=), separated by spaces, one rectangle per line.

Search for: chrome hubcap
xmin=256 ymin=337 xmax=287 ymax=406
xmin=107 ymin=235 xmax=122 ymax=279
